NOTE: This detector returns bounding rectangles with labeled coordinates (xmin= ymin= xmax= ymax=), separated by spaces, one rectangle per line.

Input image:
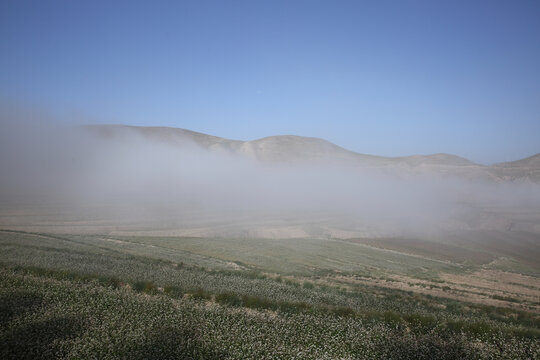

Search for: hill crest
xmin=84 ymin=124 xmax=538 ymax=181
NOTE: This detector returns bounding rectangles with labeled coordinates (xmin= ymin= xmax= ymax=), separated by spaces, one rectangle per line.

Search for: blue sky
xmin=1 ymin=0 xmax=539 ymax=164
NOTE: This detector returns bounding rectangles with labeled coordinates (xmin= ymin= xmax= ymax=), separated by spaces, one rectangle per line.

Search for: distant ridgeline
xmin=85 ymin=124 xmax=540 ymax=183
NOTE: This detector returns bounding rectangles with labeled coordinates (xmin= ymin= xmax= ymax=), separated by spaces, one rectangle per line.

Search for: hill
xmin=84 ymin=124 xmax=539 ymax=182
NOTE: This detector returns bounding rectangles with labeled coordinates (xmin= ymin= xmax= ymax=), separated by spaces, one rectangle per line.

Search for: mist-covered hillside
xmin=0 ymin=122 xmax=538 ymax=239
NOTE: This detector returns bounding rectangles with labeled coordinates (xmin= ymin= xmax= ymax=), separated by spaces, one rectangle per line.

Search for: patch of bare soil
xmin=440 ymin=269 xmax=540 ymax=302
xmin=334 ymin=270 xmax=540 ymax=313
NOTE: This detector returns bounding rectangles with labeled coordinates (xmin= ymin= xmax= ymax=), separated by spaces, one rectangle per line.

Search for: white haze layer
xmin=1 ymin=113 xmax=540 ymax=238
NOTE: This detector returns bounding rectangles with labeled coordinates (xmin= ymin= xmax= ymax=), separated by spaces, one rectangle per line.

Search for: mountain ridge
xmin=84 ymin=124 xmax=539 ymax=182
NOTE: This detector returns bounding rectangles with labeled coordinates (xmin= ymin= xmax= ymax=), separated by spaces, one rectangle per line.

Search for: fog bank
xmin=1 ymin=113 xmax=540 ymax=238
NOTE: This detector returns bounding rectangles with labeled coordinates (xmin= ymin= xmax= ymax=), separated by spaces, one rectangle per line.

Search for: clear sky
xmin=1 ymin=0 xmax=539 ymax=164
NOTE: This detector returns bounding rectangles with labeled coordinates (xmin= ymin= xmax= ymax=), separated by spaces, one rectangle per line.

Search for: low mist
xmin=1 ymin=111 xmax=539 ymax=238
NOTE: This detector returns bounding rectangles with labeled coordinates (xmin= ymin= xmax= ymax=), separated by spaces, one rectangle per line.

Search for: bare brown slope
xmin=489 ymin=153 xmax=540 ymax=182
xmin=240 ymin=135 xmax=394 ymax=164
xmin=395 ymin=153 xmax=477 ymax=166
xmin=84 ymin=124 xmax=244 ymax=152
xmin=84 ymin=124 xmax=539 ymax=181
xmin=494 ymin=153 xmax=540 ymax=168
xmin=84 ymin=124 xmax=470 ymax=166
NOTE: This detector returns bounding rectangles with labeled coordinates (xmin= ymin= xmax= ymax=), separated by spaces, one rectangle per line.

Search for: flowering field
xmin=0 ymin=230 xmax=539 ymax=359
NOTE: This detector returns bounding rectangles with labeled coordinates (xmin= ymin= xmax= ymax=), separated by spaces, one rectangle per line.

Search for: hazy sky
xmin=1 ymin=0 xmax=539 ymax=164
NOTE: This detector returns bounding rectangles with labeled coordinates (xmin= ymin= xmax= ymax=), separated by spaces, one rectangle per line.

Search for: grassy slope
xmin=100 ymin=235 xmax=465 ymax=276
xmin=1 ymin=230 xmax=539 ymax=359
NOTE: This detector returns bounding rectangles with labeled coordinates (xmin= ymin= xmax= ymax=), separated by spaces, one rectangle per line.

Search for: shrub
xmin=215 ymin=292 xmax=242 ymax=306
xmin=331 ymin=306 xmax=355 ymax=317
xmin=132 ymin=281 xmax=157 ymax=294
xmin=163 ymin=285 xmax=184 ymax=299
xmin=191 ymin=288 xmax=211 ymax=300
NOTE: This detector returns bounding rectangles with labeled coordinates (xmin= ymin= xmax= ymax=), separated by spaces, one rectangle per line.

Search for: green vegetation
xmin=0 ymin=230 xmax=539 ymax=359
